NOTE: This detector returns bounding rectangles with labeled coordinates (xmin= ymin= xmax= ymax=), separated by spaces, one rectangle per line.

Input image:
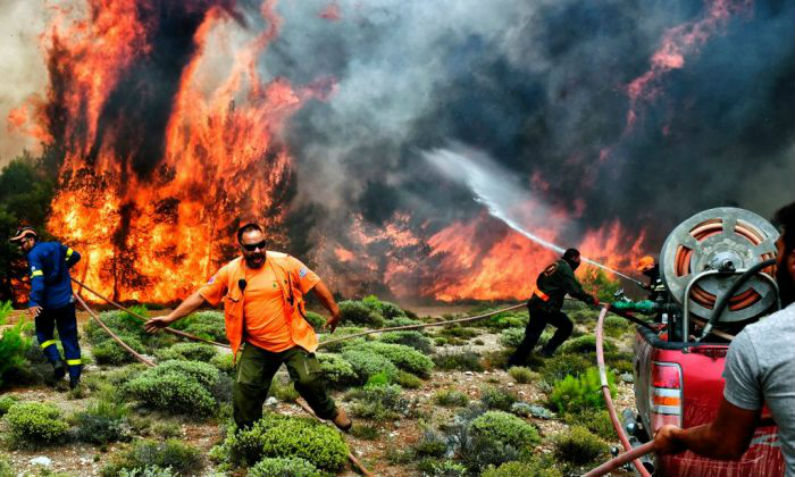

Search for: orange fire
xmin=32 ymin=0 xmax=326 ymax=303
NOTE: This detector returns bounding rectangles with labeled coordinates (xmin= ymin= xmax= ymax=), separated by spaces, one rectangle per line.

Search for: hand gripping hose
xmin=586 ymin=305 xmax=654 ymax=477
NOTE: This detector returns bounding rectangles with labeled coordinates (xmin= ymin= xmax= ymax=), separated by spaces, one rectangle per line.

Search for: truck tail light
xmin=650 ymin=361 xmax=683 ymax=430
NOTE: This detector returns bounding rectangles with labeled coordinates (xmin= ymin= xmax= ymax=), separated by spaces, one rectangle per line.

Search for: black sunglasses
xmin=241 ymin=240 xmax=267 ymax=252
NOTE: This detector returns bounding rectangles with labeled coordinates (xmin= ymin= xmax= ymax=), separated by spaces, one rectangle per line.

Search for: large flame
xmin=37 ymin=0 xmax=324 ymax=302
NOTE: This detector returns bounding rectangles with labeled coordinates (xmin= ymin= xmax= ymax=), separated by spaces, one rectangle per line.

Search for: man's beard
xmin=776 ymin=260 xmax=794 ymax=307
xmin=245 ymin=253 xmax=265 ymax=269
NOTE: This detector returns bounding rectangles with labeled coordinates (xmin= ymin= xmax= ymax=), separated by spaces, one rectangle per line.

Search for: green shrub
xmin=117 ymin=467 xmax=177 ymax=477
xmin=394 ymin=370 xmax=423 ymax=389
xmin=302 ymin=311 xmax=326 ymax=331
xmin=434 ymin=389 xmax=469 ymax=407
xmin=499 ymin=328 xmax=525 ymax=348
xmin=548 ymin=367 xmax=615 ymax=415
xmin=480 ymin=386 xmax=517 ymax=411
xmin=102 ymin=439 xmax=203 ymax=477
xmin=362 ymin=295 xmax=406 ymax=319
xmin=84 ymin=310 xmax=142 ymax=344
xmin=73 ymin=399 xmax=129 ymax=444
xmin=124 ymin=360 xmax=221 ymax=417
xmin=248 ymin=456 xmax=322 ymax=477
xmin=508 ymin=366 xmax=537 ymax=384
xmin=210 ymin=353 xmax=235 ymax=375
xmin=423 ymin=460 xmax=467 ymax=477
xmin=378 ymin=331 xmax=433 ymax=354
xmin=433 ymin=351 xmax=483 ymax=371
xmin=413 ymin=429 xmax=448 ymax=458
xmin=92 ymin=334 xmax=147 ymax=366
xmin=540 ymin=354 xmax=591 ymax=383
xmin=271 ymin=377 xmax=299 ymax=402
xmin=560 ymin=335 xmax=616 ymax=354
xmin=210 ymin=413 xmax=349 ymax=471
xmin=0 ymin=301 xmax=32 ymax=387
xmin=171 ymin=310 xmax=227 ymax=343
xmin=4 ymin=401 xmax=69 ymax=446
xmin=439 ymin=325 xmax=479 ymax=339
xmin=151 ymin=421 xmax=182 ymax=439
xmin=317 ymin=353 xmax=358 ymax=389
xmin=480 ymin=459 xmax=562 ymax=477
xmin=354 ymin=342 xmax=434 ymax=378
xmin=338 ymin=300 xmax=385 ymax=328
xmin=155 ymin=342 xmax=217 ymax=362
xmin=318 ymin=327 xmax=366 ymax=352
xmin=383 ymin=316 xmax=424 ymax=328
xmin=345 ymin=384 xmax=411 ymax=421
xmin=469 ymin=411 xmax=539 ymax=448
xmin=566 ymin=409 xmax=616 ymax=440
xmin=0 ymin=457 xmax=12 ymax=477
xmin=603 ymin=315 xmax=630 ymax=337
xmin=350 ymin=424 xmax=379 ymax=440
xmin=341 ymin=349 xmax=398 ymax=383
xmin=553 ymin=425 xmax=608 ymax=465
xmin=0 ymin=394 xmax=19 ymax=415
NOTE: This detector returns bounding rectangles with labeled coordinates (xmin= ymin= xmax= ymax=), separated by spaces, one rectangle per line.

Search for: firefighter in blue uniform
xmin=10 ymin=226 xmax=83 ymax=388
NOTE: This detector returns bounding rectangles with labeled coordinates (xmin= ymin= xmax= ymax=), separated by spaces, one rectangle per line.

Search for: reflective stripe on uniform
xmin=65 ymin=248 xmax=74 ymax=260
xmin=31 ymin=270 xmax=44 ymax=278
xmin=40 ymin=339 xmax=57 ymax=349
xmin=533 ymin=288 xmax=550 ymax=302
xmin=66 ymin=359 xmax=81 ymax=366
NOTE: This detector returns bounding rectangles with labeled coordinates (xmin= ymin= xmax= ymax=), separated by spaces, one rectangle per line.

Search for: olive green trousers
xmin=233 ymin=343 xmax=337 ymax=428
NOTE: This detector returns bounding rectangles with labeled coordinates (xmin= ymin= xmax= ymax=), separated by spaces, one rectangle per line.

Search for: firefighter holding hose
xmin=144 ymin=221 xmax=352 ymax=431
xmin=508 ymin=248 xmax=597 ymax=365
xmin=9 ymin=226 xmax=83 ymax=388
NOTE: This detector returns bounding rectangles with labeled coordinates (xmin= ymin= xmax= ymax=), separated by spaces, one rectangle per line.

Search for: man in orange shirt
xmin=145 ymin=222 xmax=351 ymax=430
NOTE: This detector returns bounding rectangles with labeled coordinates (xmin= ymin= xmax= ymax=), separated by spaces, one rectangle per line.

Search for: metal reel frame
xmin=659 ymin=207 xmax=779 ymax=325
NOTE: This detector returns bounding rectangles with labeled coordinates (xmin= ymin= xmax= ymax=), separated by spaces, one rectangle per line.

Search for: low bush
xmin=171 ymin=310 xmax=227 ymax=343
xmin=480 ymin=386 xmax=517 ymax=411
xmin=0 ymin=394 xmax=19 ymax=416
xmin=73 ymin=399 xmax=129 ymax=444
xmin=318 ymin=327 xmax=366 ymax=353
xmin=499 ymin=327 xmax=525 ymax=348
xmin=345 ymin=384 xmax=412 ymax=421
xmin=151 ymin=421 xmax=182 ymax=439
xmin=548 ymin=367 xmax=615 ymax=415
xmin=560 ymin=335 xmax=616 ymax=354
xmin=92 ymin=335 xmax=147 ymax=366
xmin=469 ymin=411 xmax=539 ymax=448
xmin=4 ymin=401 xmax=69 ymax=446
xmin=302 ymin=311 xmax=326 ymax=331
xmin=603 ymin=315 xmax=630 ymax=337
xmin=0 ymin=457 xmax=12 ymax=477
xmin=102 ymin=439 xmax=203 ymax=477
xmin=248 ymin=456 xmax=322 ymax=477
xmin=317 ymin=353 xmax=359 ymax=389
xmin=508 ymin=366 xmax=537 ymax=384
xmin=155 ymin=342 xmax=218 ymax=362
xmin=540 ymin=353 xmax=591 ymax=383
xmin=210 ymin=414 xmax=349 ymax=471
xmin=383 ymin=316 xmax=423 ymax=328
xmin=434 ymin=389 xmax=469 ymax=407
xmin=338 ymin=300 xmax=385 ymax=328
xmin=566 ymin=409 xmax=615 ymax=440
xmin=421 ymin=459 xmax=467 ymax=477
xmin=210 ymin=353 xmax=235 ymax=375
xmin=553 ymin=425 xmax=609 ymax=465
xmin=413 ymin=429 xmax=448 ymax=458
xmin=350 ymin=424 xmax=380 ymax=440
xmin=117 ymin=467 xmax=177 ymax=477
xmin=433 ymin=351 xmax=483 ymax=371
xmin=480 ymin=459 xmax=562 ymax=477
xmin=341 ymin=349 xmax=398 ymax=384
xmin=378 ymin=331 xmax=433 ymax=354
xmin=354 ymin=342 xmax=434 ymax=378
xmin=394 ymin=370 xmax=423 ymax=389
xmin=362 ymin=295 xmax=406 ymax=319
xmin=0 ymin=301 xmax=32 ymax=388
xmin=124 ymin=360 xmax=221 ymax=417
xmin=439 ymin=325 xmax=479 ymax=339
xmin=271 ymin=377 xmax=299 ymax=403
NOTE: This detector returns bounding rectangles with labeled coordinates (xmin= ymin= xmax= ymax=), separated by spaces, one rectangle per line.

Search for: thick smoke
xmin=263 ymin=0 xmax=793 ymax=251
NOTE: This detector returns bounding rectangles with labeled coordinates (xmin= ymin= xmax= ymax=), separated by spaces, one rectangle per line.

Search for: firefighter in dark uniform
xmin=508 ymin=248 xmax=597 ymax=365
xmin=637 ymin=255 xmax=665 ymax=301
xmin=10 ymin=226 xmax=83 ymax=388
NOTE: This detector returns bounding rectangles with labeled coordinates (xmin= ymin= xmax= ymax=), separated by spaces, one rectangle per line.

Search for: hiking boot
xmin=332 ymin=407 xmax=352 ymax=432
xmin=53 ymin=362 xmax=66 ymax=381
